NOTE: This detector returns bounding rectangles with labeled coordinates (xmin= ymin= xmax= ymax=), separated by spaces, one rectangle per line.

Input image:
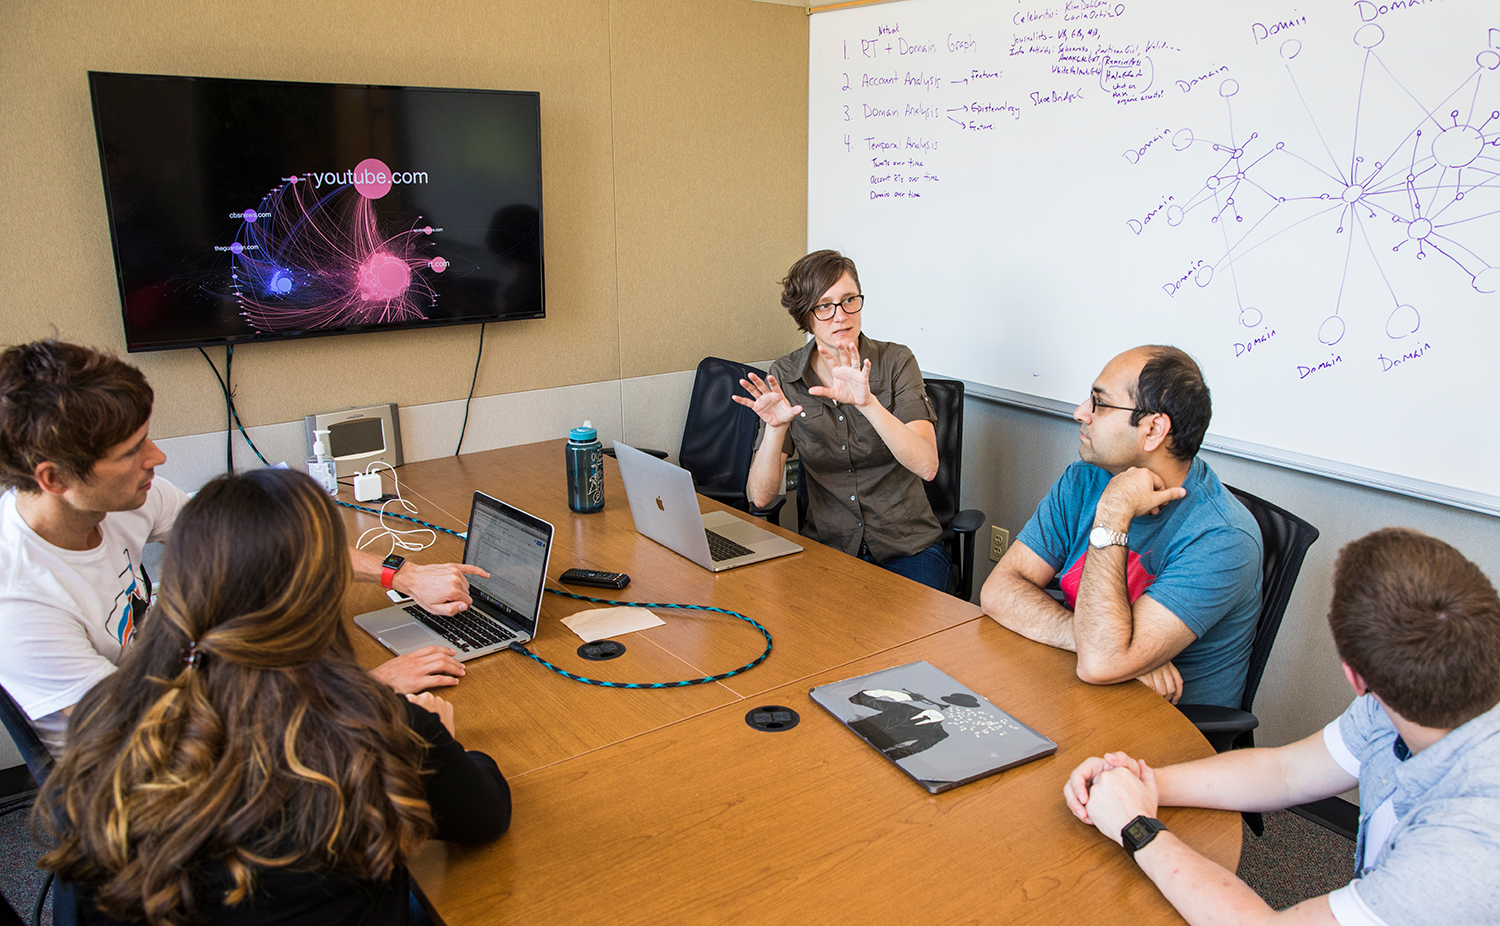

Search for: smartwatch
xmin=1121 ymin=815 xmax=1167 ymax=856
xmin=1089 ymin=525 xmax=1129 ymax=550
xmin=380 ymin=554 xmax=405 ymax=591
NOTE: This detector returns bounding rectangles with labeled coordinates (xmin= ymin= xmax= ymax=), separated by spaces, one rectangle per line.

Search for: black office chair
xmin=796 ymin=377 xmax=984 ymax=600
xmin=678 ymin=356 xmax=776 ymax=514
xmin=1175 ymin=485 xmax=1319 ymax=836
xmin=0 ymin=893 xmax=24 ymax=926
xmin=0 ymin=683 xmax=75 ymax=926
xmin=0 ymin=684 xmax=52 ymax=793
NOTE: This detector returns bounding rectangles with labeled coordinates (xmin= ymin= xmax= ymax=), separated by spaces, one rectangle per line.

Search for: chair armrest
xmin=947 ymin=509 xmax=986 ymax=602
xmin=603 ymin=446 xmax=668 ymax=459
xmin=950 ymin=508 xmax=984 ymax=536
xmin=1175 ymin=703 xmax=1259 ymax=736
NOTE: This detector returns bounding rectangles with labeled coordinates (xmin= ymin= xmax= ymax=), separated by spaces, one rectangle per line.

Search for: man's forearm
xmin=1156 ymin=733 xmax=1355 ymax=814
xmin=1072 ymin=467 xmax=1198 ymax=683
xmin=349 ymin=545 xmax=384 ymax=584
xmin=1071 ymin=542 xmax=1138 ymax=668
xmin=1072 ymin=536 xmax=1194 ymax=685
xmin=1071 ymin=749 xmax=1341 ymax=926
xmin=1132 ymin=832 xmax=1309 ymax=926
xmin=348 ymin=545 xmax=423 ymax=599
xmin=981 ymin=569 xmax=1077 ymax=651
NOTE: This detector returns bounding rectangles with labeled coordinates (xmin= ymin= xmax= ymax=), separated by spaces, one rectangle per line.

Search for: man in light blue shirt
xmin=1064 ymin=527 xmax=1500 ymax=925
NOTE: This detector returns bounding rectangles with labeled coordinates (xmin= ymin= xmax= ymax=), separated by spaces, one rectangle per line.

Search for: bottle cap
xmin=569 ymin=425 xmax=598 ymax=443
xmin=313 ymin=429 xmax=331 ymax=458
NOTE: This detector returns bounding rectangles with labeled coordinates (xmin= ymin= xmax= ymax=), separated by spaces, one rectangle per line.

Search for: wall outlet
xmin=990 ymin=525 xmax=1009 ymax=561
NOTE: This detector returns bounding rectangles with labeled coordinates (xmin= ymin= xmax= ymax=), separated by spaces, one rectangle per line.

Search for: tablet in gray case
xmin=811 ymin=660 xmax=1057 ymax=794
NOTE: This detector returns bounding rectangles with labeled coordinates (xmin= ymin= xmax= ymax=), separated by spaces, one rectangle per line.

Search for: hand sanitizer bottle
xmin=307 ymin=429 xmax=339 ymax=497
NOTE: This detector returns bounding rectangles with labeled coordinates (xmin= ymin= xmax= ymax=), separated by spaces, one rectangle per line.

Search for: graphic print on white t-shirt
xmin=108 ymin=547 xmax=149 ymax=648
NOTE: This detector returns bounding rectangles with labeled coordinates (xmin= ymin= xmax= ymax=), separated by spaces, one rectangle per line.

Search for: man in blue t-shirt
xmin=980 ymin=345 xmax=1261 ymax=708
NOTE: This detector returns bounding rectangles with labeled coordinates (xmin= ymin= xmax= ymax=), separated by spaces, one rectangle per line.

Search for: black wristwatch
xmin=380 ymin=554 xmax=406 ymax=591
xmin=1121 ymin=815 xmax=1167 ymax=856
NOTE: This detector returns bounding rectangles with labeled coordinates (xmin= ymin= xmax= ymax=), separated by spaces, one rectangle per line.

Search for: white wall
xmin=960 ymin=395 xmax=1500 ymax=753
xmin=152 ymin=366 xmax=720 ymax=494
xmin=0 ymin=731 xmax=17 ymax=772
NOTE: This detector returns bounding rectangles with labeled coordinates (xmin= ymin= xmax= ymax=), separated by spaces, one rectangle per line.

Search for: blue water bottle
xmin=566 ymin=421 xmax=605 ymax=513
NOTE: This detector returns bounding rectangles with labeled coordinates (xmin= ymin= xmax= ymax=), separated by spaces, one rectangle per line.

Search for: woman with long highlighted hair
xmin=36 ymin=468 xmax=510 ymax=925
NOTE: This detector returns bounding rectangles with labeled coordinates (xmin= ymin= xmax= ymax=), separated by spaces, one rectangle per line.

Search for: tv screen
xmin=88 ymin=72 xmax=544 ymax=352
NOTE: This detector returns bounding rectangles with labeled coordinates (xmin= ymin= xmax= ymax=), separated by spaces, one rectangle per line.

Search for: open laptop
xmin=355 ymin=492 xmax=553 ymax=661
xmin=614 ymin=441 xmax=801 ymax=572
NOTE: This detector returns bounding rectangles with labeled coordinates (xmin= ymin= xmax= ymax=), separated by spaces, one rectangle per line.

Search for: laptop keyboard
xmin=706 ymin=529 xmax=755 ymax=562
xmin=405 ymin=604 xmax=517 ymax=652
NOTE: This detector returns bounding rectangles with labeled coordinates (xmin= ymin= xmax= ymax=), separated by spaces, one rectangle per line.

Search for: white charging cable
xmin=353 ymin=463 xmax=436 ymax=557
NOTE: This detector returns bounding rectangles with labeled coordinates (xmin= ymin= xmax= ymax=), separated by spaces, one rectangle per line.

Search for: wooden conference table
xmin=338 ymin=440 xmax=1239 ymax=925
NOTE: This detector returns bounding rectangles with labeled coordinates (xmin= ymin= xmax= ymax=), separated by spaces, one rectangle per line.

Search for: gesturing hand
xmin=397 ymin=563 xmax=489 ymax=617
xmin=808 ymin=343 xmax=872 ymax=407
xmin=734 ymin=373 xmax=802 ymax=426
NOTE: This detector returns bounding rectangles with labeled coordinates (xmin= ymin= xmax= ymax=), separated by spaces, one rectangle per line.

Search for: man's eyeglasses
xmin=811 ymin=294 xmax=864 ymax=321
xmin=1089 ymin=393 xmax=1146 ymax=415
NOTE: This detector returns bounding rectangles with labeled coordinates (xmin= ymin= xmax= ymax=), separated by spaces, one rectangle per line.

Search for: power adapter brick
xmin=353 ymin=472 xmax=384 ymax=502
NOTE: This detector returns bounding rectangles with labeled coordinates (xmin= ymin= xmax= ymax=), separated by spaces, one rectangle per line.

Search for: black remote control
xmin=559 ymin=568 xmax=630 ymax=590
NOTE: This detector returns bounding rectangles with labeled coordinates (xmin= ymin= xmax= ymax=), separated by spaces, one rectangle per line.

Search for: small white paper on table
xmin=561 ymin=607 xmax=665 ymax=643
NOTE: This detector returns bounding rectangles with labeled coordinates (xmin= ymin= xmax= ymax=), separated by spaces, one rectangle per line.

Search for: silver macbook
xmin=355 ymin=492 xmax=553 ymax=661
xmin=614 ymin=441 xmax=801 ymax=572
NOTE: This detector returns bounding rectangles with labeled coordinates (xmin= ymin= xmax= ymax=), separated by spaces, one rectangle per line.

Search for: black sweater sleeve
xmin=403 ymin=701 xmax=512 ymax=843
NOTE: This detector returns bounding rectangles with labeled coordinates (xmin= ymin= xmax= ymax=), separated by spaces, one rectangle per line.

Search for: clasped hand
xmin=1063 ymin=751 xmax=1160 ymax=843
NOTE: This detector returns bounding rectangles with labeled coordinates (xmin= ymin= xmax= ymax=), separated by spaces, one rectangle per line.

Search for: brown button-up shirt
xmin=761 ymin=335 xmax=942 ymax=562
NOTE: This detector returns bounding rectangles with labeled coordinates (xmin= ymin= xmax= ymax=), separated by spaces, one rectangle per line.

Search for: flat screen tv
xmin=88 ymin=72 xmax=544 ymax=352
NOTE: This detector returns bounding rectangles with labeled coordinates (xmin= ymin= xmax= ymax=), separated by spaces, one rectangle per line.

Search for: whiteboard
xmin=810 ymin=0 xmax=1500 ymax=515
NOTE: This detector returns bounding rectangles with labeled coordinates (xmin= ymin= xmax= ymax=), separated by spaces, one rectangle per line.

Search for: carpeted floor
xmin=1238 ymin=808 xmax=1357 ymax=909
xmin=1 ymin=789 xmax=50 ymax=926
xmin=1 ymin=782 xmax=1353 ymax=924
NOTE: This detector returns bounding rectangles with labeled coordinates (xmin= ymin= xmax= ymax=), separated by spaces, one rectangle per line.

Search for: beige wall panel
xmin=0 ymin=0 xmax=619 ymax=438
xmin=611 ymin=0 xmax=809 ymax=377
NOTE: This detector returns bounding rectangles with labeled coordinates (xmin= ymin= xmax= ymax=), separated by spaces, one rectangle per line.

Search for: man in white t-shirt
xmin=1062 ymin=527 xmax=1500 ymax=926
xmin=0 ymin=340 xmax=486 ymax=757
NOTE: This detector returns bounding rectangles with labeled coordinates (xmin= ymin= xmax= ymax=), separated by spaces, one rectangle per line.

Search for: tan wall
xmin=0 ymin=0 xmax=809 ymax=439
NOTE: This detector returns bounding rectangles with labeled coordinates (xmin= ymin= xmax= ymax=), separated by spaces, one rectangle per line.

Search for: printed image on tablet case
xmin=810 ymin=661 xmax=1057 ymax=794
